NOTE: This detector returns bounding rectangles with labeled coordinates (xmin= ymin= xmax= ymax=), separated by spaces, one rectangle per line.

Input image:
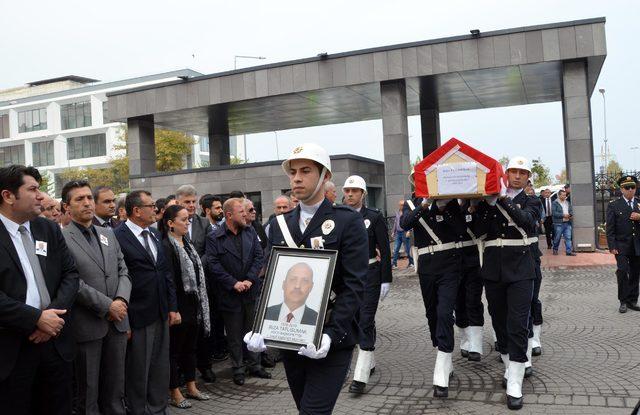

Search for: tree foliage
xmin=530 ymin=157 xmax=552 ymax=187
xmin=606 ymin=159 xmax=623 ymax=175
xmin=555 ymin=168 xmax=567 ymax=185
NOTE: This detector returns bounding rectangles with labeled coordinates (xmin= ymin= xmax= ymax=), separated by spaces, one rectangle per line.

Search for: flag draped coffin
xmin=414 ymin=137 xmax=504 ymax=199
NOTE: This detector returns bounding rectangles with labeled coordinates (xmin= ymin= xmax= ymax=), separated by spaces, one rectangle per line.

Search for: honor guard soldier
xmin=455 ymin=199 xmax=486 ymax=362
xmin=525 ymin=184 xmax=545 ymax=357
xmin=606 ymin=175 xmax=640 ymax=313
xmin=245 ymin=143 xmax=368 ymax=415
xmin=475 ymin=156 xmax=540 ymax=410
xmin=340 ymin=175 xmax=392 ymax=394
xmin=401 ymin=191 xmax=476 ymax=398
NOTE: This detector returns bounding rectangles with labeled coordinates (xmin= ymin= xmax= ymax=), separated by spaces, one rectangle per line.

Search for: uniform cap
xmin=342 ymin=175 xmax=367 ymax=192
xmin=618 ymin=175 xmax=638 ymax=187
xmin=506 ymin=156 xmax=531 ymax=173
xmin=282 ymin=143 xmax=332 ymax=177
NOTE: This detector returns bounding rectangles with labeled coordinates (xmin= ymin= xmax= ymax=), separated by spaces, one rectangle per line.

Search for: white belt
xmin=368 ymin=258 xmax=378 ymax=265
xmin=483 ymin=237 xmax=539 ymax=248
xmin=458 ymin=240 xmax=478 ymax=248
xmin=417 ymin=242 xmax=457 ymax=255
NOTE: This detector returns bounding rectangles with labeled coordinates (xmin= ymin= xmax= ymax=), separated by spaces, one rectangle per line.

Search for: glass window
xmin=0 ymin=144 xmax=25 ymax=166
xmin=67 ymin=133 xmax=106 ymax=159
xmin=32 ymin=141 xmax=54 ymax=167
xmin=102 ymin=101 xmax=108 ymax=124
xmin=0 ymin=114 xmax=9 ymax=139
xmin=18 ymin=108 xmax=47 ymax=133
xmin=61 ymin=101 xmax=92 ymax=130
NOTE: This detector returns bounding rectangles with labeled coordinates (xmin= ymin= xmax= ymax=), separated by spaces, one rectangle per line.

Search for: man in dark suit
xmin=92 ymin=186 xmax=121 ymax=229
xmin=245 ymin=143 xmax=368 ymax=414
xmin=0 ymin=165 xmax=79 ymax=414
xmin=61 ymin=180 xmax=131 ymax=415
xmin=264 ymin=262 xmax=319 ymax=325
xmin=176 ymin=184 xmax=211 ymax=257
xmin=606 ymin=175 xmax=640 ymax=313
xmin=114 ymin=190 xmax=179 ymax=415
xmin=206 ymin=197 xmax=270 ymax=385
xmin=539 ymin=188 xmax=554 ymax=249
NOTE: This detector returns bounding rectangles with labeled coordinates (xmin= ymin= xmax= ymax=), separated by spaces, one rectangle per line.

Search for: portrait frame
xmin=253 ymin=246 xmax=338 ymax=351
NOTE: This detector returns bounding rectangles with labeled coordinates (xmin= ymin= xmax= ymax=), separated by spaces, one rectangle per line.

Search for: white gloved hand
xmin=244 ymin=331 xmax=267 ymax=353
xmin=484 ymin=195 xmax=498 ymax=206
xmin=435 ymin=199 xmax=452 ymax=209
xmin=421 ymin=198 xmax=432 ymax=207
xmin=379 ymin=282 xmax=391 ymax=301
xmin=298 ymin=333 xmax=331 ymax=359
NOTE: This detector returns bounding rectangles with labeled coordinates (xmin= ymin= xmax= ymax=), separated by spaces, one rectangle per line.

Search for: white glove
xmin=244 ymin=331 xmax=267 ymax=353
xmin=484 ymin=195 xmax=498 ymax=206
xmin=298 ymin=333 xmax=331 ymax=359
xmin=421 ymin=198 xmax=432 ymax=207
xmin=380 ymin=282 xmax=391 ymax=301
xmin=435 ymin=199 xmax=451 ymax=209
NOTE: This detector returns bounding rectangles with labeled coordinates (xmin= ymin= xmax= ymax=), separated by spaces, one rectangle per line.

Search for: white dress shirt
xmin=506 ymin=187 xmax=524 ymax=199
xmin=188 ymin=217 xmax=193 ymax=239
xmin=125 ymin=219 xmax=157 ymax=261
xmin=278 ymin=303 xmax=306 ymax=324
xmin=0 ymin=213 xmax=41 ymax=308
xmin=299 ymin=200 xmax=323 ymax=233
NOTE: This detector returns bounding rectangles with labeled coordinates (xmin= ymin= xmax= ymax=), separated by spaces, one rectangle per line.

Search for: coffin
xmin=414 ymin=137 xmax=504 ymax=199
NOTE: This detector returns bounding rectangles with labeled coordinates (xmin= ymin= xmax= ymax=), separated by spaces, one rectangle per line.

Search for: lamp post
xmin=599 ymin=88 xmax=608 ymax=172
xmin=234 ymin=55 xmax=266 ymax=163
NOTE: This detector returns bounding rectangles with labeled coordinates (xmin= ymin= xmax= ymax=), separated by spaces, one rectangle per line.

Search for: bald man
xmin=264 ymin=263 xmax=319 ymax=325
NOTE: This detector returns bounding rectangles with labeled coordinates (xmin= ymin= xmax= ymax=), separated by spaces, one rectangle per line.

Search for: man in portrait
xmin=265 ymin=262 xmax=318 ymax=325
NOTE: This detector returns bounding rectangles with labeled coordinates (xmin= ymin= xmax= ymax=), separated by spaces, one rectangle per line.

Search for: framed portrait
xmin=253 ymin=246 xmax=338 ymax=351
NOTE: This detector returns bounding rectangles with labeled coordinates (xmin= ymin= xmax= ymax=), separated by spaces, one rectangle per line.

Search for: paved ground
xmin=170 ymin=262 xmax=639 ymax=414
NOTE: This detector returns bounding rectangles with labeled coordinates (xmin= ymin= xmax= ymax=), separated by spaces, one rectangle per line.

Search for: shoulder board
xmin=365 ymin=206 xmax=380 ymax=214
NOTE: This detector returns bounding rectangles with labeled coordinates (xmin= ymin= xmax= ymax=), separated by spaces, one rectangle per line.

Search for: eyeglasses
xmin=623 ymin=185 xmax=637 ymax=190
xmin=139 ymin=203 xmax=157 ymax=209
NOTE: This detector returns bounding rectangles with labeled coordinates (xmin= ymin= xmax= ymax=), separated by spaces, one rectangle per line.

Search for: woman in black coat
xmin=160 ymin=205 xmax=211 ymax=409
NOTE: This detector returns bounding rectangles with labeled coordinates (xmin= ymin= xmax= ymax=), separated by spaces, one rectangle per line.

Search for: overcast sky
xmin=1 ymin=0 xmax=637 ymax=178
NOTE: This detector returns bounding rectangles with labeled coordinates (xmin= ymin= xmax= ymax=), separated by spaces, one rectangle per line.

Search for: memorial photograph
xmin=254 ymin=247 xmax=338 ymax=351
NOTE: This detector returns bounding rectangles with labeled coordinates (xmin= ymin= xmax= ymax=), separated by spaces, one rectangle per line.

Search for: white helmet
xmin=506 ymin=156 xmax=531 ymax=173
xmin=281 ymin=143 xmax=332 ymax=177
xmin=342 ymin=175 xmax=367 ymax=193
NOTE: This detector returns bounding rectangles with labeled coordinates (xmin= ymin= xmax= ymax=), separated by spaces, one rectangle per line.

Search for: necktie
xmin=103 ymin=219 xmax=112 ymax=228
xmin=286 ymin=312 xmax=294 ymax=323
xmin=141 ymin=230 xmax=156 ymax=263
xmin=546 ymin=199 xmax=551 ymax=216
xmin=17 ymin=225 xmax=51 ymax=309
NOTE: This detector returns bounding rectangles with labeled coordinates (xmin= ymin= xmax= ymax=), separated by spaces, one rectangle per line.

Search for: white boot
xmin=459 ymin=327 xmax=470 ymax=356
xmin=433 ymin=351 xmax=453 ymax=387
xmin=507 ymin=361 xmax=525 ymax=398
xmin=501 ymin=354 xmax=510 ymax=388
xmin=532 ymin=324 xmax=542 ymax=355
xmin=353 ymin=349 xmax=374 ymax=384
xmin=524 ymin=338 xmax=533 ymax=377
xmin=370 ymin=350 xmax=376 ymax=373
xmin=467 ymin=326 xmax=483 ymax=356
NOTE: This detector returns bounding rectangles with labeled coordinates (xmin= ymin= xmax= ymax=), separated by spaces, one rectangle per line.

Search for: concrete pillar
xmin=380 ymin=80 xmax=411 ymax=216
xmin=208 ymin=107 xmax=230 ymax=167
xmin=420 ymin=108 xmax=441 ymax=157
xmin=562 ymin=61 xmax=596 ymax=252
xmin=127 ymin=115 xmax=155 ymax=176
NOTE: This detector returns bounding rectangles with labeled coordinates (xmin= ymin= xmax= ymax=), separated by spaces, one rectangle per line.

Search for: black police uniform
xmin=401 ymin=198 xmax=468 ymax=353
xmin=267 ymin=198 xmax=368 ymax=415
xmin=476 ymin=190 xmax=539 ymax=363
xmin=606 ymin=194 xmax=640 ymax=307
xmin=454 ymin=201 xmax=485 ymax=337
xmin=358 ymin=206 xmax=392 ymax=351
xmin=528 ymin=197 xmax=544 ymax=335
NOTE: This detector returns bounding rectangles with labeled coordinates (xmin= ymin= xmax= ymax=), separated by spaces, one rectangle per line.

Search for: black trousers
xmin=0 ymin=339 xmax=73 ymax=415
xmin=281 ymin=347 xmax=354 ymax=415
xmin=418 ymin=269 xmax=459 ymax=353
xmin=530 ymin=258 xmax=543 ymax=327
xmin=222 ymin=302 xmax=261 ymax=375
xmin=615 ymin=254 xmax=640 ymax=303
xmin=455 ymin=263 xmax=484 ymax=328
xmin=170 ymin=321 xmax=198 ymax=389
xmin=358 ymin=263 xmax=382 ymax=351
xmin=197 ymin=289 xmax=226 ymax=370
xmin=485 ymin=279 xmax=534 ymax=362
xmin=543 ymin=216 xmax=554 ymax=248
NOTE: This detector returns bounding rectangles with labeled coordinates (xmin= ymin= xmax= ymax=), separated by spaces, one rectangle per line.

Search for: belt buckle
xmin=496 ymin=238 xmax=504 ymax=247
xmin=455 ymin=241 xmax=463 ymax=249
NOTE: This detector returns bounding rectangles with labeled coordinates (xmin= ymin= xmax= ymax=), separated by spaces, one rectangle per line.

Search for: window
xmin=32 ymin=141 xmax=54 ymax=167
xmin=61 ymin=101 xmax=92 ymax=130
xmin=67 ymin=134 xmax=106 ymax=159
xmin=0 ymin=144 xmax=25 ymax=166
xmin=199 ymin=136 xmax=209 ymax=152
xmin=0 ymin=114 xmax=9 ymax=138
xmin=102 ymin=101 xmax=108 ymax=124
xmin=18 ymin=108 xmax=47 ymax=133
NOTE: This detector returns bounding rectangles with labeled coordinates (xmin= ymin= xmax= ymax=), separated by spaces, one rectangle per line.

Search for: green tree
xmin=530 ymin=157 xmax=552 ymax=187
xmin=498 ymin=155 xmax=509 ymax=169
xmin=606 ymin=159 xmax=623 ymax=175
xmin=555 ymin=168 xmax=567 ymax=185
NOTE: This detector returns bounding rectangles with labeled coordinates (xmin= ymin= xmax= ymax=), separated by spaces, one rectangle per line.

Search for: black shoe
xmin=566 ymin=252 xmax=577 ymax=256
xmin=468 ymin=352 xmax=481 ymax=362
xmin=620 ymin=303 xmax=628 ymax=313
xmin=433 ymin=386 xmax=448 ymax=398
xmin=349 ymin=380 xmax=366 ymax=394
xmin=212 ymin=352 xmax=229 ymax=362
xmin=233 ymin=373 xmax=245 ymax=386
xmin=502 ymin=377 xmax=507 ymax=389
xmin=627 ymin=302 xmax=640 ymax=311
xmin=532 ymin=347 xmax=542 ymax=356
xmin=261 ymin=354 xmax=276 ymax=368
xmin=460 ymin=349 xmax=469 ymax=358
xmin=524 ymin=367 xmax=533 ymax=378
xmin=507 ymin=395 xmax=523 ymax=410
xmin=249 ymin=368 xmax=272 ymax=379
xmin=199 ymin=368 xmax=216 ymax=383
